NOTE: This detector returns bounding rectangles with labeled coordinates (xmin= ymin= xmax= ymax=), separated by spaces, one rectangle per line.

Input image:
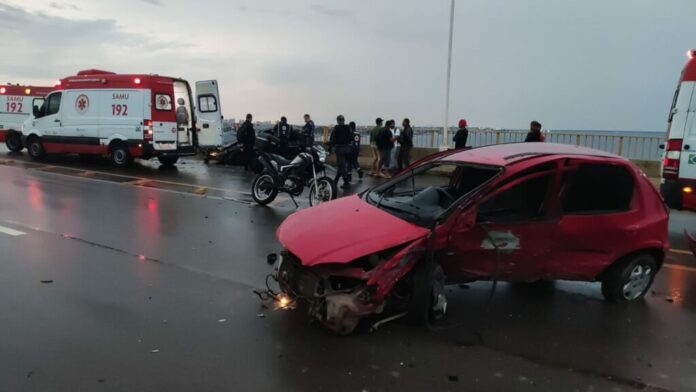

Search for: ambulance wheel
xmin=109 ymin=143 xmax=133 ymax=167
xmin=158 ymin=156 xmax=179 ymax=166
xmin=27 ymin=137 xmax=45 ymax=160
xmin=5 ymin=132 xmax=23 ymax=152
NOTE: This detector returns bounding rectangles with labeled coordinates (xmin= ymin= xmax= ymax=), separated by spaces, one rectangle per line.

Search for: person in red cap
xmin=453 ymin=118 xmax=469 ymax=149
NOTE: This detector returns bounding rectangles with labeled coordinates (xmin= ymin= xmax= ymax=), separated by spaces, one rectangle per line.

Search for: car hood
xmin=277 ymin=195 xmax=430 ymax=266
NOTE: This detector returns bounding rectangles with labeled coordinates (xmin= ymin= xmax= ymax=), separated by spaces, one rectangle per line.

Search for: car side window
xmin=46 ymin=92 xmax=62 ymax=116
xmin=477 ymin=175 xmax=552 ymax=223
xmin=560 ymin=164 xmax=634 ymax=214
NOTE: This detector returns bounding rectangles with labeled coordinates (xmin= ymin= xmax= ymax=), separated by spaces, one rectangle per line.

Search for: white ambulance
xmin=22 ymin=69 xmax=226 ymax=167
xmin=661 ymin=50 xmax=696 ymax=211
xmin=0 ymin=84 xmax=52 ymax=152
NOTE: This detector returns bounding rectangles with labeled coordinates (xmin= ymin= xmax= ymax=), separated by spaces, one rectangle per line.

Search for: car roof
xmin=439 ymin=143 xmax=625 ymax=167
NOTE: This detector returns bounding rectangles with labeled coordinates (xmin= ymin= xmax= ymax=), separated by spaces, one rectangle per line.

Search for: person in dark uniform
xmin=453 ymin=118 xmax=468 ymax=149
xmin=301 ymin=114 xmax=315 ymax=149
xmin=238 ymin=113 xmax=256 ymax=171
xmin=272 ymin=116 xmax=292 ymax=156
xmin=329 ymin=115 xmax=353 ymax=189
xmin=525 ymin=120 xmax=543 ymax=142
xmin=398 ymin=118 xmax=414 ymax=171
xmin=348 ymin=121 xmax=364 ymax=180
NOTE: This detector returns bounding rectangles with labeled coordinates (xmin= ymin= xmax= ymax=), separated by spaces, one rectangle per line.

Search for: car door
xmin=551 ymin=160 xmax=639 ymax=279
xmin=441 ymin=163 xmax=560 ymax=281
xmin=195 ymin=80 xmax=229 ymax=148
xmin=34 ymin=92 xmax=62 ymax=137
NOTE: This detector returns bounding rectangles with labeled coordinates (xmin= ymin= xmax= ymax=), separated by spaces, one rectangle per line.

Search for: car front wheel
xmin=404 ymin=260 xmax=447 ymax=325
xmin=601 ymin=253 xmax=658 ymax=302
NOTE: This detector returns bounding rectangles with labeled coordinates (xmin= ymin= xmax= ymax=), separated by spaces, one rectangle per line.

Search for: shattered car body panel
xmin=272 ymin=143 xmax=670 ymax=334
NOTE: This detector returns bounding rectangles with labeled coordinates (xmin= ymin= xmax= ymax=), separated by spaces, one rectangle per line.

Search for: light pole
xmin=442 ymin=0 xmax=455 ymax=150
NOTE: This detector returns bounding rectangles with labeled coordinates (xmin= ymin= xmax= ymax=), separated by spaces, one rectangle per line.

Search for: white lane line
xmin=0 ymin=224 xmax=26 ymax=236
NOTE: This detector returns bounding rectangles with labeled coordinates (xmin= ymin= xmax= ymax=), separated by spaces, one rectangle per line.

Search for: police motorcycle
xmin=251 ymin=145 xmax=337 ymax=207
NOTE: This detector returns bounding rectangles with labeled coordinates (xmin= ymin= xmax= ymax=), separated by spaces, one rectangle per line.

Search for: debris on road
xmin=256 ymin=313 xmax=265 ymax=318
xmin=448 ymin=375 xmax=459 ymax=382
xmin=217 ymin=318 xmax=227 ymax=323
xmin=151 ymin=349 xmax=160 ymax=353
xmin=666 ymin=297 xmax=675 ymax=303
xmin=40 ymin=280 xmax=53 ymax=284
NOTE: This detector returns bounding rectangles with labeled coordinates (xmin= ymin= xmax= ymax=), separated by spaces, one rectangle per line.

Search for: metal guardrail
xmin=317 ymin=127 xmax=664 ymax=161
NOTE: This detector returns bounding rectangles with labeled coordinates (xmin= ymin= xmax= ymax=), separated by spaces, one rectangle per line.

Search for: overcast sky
xmin=1 ymin=0 xmax=695 ymax=130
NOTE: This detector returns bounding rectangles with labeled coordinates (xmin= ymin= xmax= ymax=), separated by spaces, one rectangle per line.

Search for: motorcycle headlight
xmin=319 ymin=152 xmax=326 ymax=162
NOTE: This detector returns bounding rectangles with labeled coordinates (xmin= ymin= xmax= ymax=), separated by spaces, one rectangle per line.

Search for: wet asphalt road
xmin=1 ymin=149 xmax=696 ymax=392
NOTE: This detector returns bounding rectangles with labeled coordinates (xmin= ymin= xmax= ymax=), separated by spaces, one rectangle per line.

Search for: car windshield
xmin=367 ymin=162 xmax=501 ymax=226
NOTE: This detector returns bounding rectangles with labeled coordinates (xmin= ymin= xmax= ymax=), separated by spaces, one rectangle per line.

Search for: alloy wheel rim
xmin=622 ymin=264 xmax=652 ymax=300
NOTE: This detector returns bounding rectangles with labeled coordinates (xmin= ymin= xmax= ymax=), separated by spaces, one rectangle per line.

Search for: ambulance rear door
xmin=151 ymin=83 xmax=179 ymax=151
xmin=195 ymin=80 xmax=230 ymax=148
xmin=677 ymin=81 xmax=696 ymax=181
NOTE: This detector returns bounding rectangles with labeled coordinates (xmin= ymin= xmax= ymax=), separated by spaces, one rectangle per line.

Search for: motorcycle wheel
xmin=252 ymin=172 xmax=278 ymax=205
xmin=308 ymin=176 xmax=338 ymax=206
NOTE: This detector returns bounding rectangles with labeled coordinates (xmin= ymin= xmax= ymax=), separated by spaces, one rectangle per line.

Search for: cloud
xmin=309 ymin=4 xmax=346 ymax=17
xmin=48 ymin=2 xmax=80 ymax=11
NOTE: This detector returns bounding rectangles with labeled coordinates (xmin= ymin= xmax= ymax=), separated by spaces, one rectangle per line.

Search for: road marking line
xmin=0 ymin=225 xmax=26 ymax=236
xmin=664 ymin=263 xmax=696 ymax=273
xmin=670 ymin=249 xmax=693 ymax=256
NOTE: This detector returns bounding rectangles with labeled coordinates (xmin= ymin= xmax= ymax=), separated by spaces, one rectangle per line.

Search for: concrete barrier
xmin=327 ymin=145 xmax=662 ymax=178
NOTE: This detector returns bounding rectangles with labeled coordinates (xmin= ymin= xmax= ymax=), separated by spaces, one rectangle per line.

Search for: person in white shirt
xmin=390 ymin=126 xmax=400 ymax=172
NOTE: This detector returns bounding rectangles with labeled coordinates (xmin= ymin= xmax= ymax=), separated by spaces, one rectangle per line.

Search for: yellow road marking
xmin=194 ymin=186 xmax=207 ymax=195
xmin=670 ymin=249 xmax=693 ymax=256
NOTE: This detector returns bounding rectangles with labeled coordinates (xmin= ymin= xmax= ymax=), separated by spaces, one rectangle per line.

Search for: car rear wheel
xmin=158 ymin=156 xmax=179 ymax=166
xmin=252 ymin=172 xmax=278 ymax=205
xmin=27 ymin=137 xmax=45 ymax=160
xmin=5 ymin=131 xmax=23 ymax=152
xmin=403 ymin=260 xmax=447 ymax=325
xmin=110 ymin=143 xmax=133 ymax=167
xmin=601 ymin=253 xmax=658 ymax=302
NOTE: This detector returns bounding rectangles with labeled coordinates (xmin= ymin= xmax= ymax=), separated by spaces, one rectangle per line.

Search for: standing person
xmin=453 ymin=118 xmax=469 ymax=149
xmin=390 ymin=123 xmax=401 ymax=172
xmin=524 ymin=120 xmax=543 ymax=142
xmin=301 ymin=114 xmax=315 ymax=149
xmin=238 ymin=113 xmax=256 ymax=171
xmin=376 ymin=120 xmax=395 ymax=178
xmin=398 ymin=118 xmax=414 ymax=171
xmin=329 ymin=115 xmax=353 ymax=189
xmin=273 ymin=116 xmax=292 ymax=155
xmin=369 ymin=118 xmax=383 ymax=176
xmin=348 ymin=121 xmax=364 ymax=180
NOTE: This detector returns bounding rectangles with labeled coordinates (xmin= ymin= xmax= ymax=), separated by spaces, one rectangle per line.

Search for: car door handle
xmin=685 ymin=144 xmax=691 ymax=151
xmin=54 ymin=119 xmax=60 ymax=123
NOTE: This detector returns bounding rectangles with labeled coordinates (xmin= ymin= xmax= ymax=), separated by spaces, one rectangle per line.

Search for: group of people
xmin=238 ymin=112 xmax=546 ymax=187
xmin=236 ymin=113 xmax=318 ymax=171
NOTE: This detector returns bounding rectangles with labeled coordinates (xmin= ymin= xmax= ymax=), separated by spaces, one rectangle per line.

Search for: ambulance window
xmin=198 ymin=95 xmax=217 ymax=113
xmin=155 ymin=94 xmax=172 ymax=111
xmin=46 ymin=93 xmax=62 ymax=116
xmin=32 ymin=98 xmax=45 ymax=116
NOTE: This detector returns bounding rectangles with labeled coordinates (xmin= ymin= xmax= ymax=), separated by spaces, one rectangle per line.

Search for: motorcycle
xmin=251 ymin=146 xmax=337 ymax=207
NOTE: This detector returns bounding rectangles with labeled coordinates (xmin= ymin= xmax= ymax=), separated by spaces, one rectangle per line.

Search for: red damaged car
xmin=271 ymin=143 xmax=670 ymax=334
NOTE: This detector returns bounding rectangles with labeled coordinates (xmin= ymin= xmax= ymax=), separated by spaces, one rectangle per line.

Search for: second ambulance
xmin=662 ymin=50 xmax=696 ymax=211
xmin=22 ymin=69 xmax=228 ymax=166
xmin=0 ymin=84 xmax=52 ymax=152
